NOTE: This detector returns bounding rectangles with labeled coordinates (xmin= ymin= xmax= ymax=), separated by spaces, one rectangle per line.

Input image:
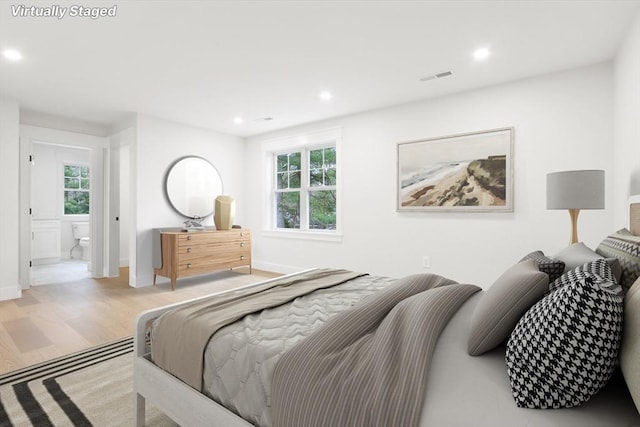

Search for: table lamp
xmin=546 ymin=170 xmax=604 ymax=244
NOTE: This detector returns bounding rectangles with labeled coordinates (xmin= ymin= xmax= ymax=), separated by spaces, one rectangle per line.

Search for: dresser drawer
xmin=177 ymin=230 xmax=250 ymax=246
xmin=178 ymin=238 xmax=249 ymax=258
xmin=178 ymin=251 xmax=251 ymax=273
xmin=177 ymin=243 xmax=250 ymax=260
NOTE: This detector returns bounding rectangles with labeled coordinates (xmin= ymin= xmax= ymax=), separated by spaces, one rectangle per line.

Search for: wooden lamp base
xmin=568 ymin=208 xmax=580 ymax=245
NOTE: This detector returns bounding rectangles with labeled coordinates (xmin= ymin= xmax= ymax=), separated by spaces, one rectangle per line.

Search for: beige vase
xmin=214 ymin=195 xmax=235 ymax=230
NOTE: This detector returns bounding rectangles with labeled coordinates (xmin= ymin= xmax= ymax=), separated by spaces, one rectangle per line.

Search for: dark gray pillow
xmin=519 ymin=251 xmax=565 ymax=282
xmin=553 ymin=242 xmax=622 ymax=282
xmin=506 ymin=274 xmax=623 ymax=408
xmin=467 ymin=260 xmax=548 ymax=356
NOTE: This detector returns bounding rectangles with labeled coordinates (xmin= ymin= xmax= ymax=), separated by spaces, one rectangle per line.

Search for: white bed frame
xmin=135 ymin=197 xmax=640 ymax=426
xmin=133 ymin=269 xmax=315 ymax=427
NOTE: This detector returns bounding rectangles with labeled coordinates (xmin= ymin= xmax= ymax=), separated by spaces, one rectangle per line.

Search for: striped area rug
xmin=0 ymin=337 xmax=175 ymax=427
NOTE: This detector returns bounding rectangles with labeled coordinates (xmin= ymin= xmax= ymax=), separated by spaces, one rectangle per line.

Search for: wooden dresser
xmin=153 ymin=229 xmax=251 ymax=290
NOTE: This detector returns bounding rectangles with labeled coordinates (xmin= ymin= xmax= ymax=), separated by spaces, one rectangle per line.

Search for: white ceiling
xmin=1 ymin=0 xmax=639 ymax=137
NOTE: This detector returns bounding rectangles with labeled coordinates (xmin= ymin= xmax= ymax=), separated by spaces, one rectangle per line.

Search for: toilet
xmin=71 ymin=222 xmax=91 ymax=262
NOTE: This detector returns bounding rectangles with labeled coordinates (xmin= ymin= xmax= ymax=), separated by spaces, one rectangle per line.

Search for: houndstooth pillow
xmin=506 ymin=274 xmax=623 ymax=409
xmin=548 ymin=258 xmax=615 ymax=293
xmin=519 ymin=251 xmax=565 ymax=282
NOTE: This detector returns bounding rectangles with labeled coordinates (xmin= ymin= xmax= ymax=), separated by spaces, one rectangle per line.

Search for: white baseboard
xmin=130 ymin=273 xmax=155 ymax=288
xmin=252 ymin=260 xmax=306 ymax=275
xmin=0 ymin=284 xmax=21 ymax=301
xmin=32 ymin=257 xmax=61 ymax=266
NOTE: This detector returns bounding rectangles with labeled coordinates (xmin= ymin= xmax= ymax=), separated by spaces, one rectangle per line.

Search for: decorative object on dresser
xmin=152 ymin=228 xmax=251 ymax=291
xmin=214 ymin=195 xmax=235 ymax=230
xmin=546 ymin=170 xmax=604 ymax=244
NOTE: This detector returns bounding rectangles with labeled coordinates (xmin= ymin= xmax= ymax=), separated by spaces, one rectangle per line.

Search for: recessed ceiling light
xmin=233 ymin=117 xmax=243 ymax=124
xmin=319 ymin=91 xmax=332 ymax=101
xmin=2 ymin=49 xmax=23 ymax=62
xmin=473 ymin=47 xmax=490 ymax=61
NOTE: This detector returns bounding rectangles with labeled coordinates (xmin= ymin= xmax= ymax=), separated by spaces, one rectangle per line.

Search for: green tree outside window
xmin=64 ymin=164 xmax=90 ymax=215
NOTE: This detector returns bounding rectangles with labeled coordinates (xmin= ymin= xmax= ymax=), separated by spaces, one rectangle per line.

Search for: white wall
xmin=0 ymin=98 xmax=21 ymax=300
xmin=31 ymin=142 xmax=91 ymax=259
xmin=132 ymin=115 xmax=245 ymax=286
xmin=613 ymin=11 xmax=640 ymax=228
xmin=245 ymin=63 xmax=615 ymax=287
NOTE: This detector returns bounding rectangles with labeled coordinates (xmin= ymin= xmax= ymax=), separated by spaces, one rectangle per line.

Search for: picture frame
xmin=397 ymin=127 xmax=514 ymax=212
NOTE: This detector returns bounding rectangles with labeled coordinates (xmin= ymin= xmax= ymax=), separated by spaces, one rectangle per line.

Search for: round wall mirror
xmin=165 ymin=156 xmax=223 ymax=219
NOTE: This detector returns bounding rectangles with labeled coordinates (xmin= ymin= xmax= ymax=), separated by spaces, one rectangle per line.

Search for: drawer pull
xmin=187 ymin=263 xmax=192 ymax=269
xmin=240 ymin=243 xmax=245 ymax=247
xmin=187 ymin=248 xmax=192 ymax=253
xmin=187 ymin=235 xmax=192 ymax=241
xmin=240 ymin=256 xmax=245 ymax=261
xmin=240 ymin=232 xmax=244 ymax=237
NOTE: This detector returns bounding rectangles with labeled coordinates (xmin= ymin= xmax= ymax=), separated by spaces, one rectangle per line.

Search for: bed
xmin=134 ymin=198 xmax=640 ymax=427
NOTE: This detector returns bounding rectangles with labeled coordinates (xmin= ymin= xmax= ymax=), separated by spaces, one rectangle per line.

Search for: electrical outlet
xmin=422 ymin=256 xmax=431 ymax=269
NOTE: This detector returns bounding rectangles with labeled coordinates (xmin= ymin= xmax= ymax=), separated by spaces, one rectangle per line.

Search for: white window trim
xmin=262 ymin=127 xmax=342 ymax=242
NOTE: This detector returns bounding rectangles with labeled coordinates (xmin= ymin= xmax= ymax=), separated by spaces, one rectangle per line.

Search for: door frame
xmin=18 ymin=125 xmax=109 ymax=287
xmin=107 ymin=127 xmax=135 ymax=279
xmin=18 ymin=136 xmax=31 ymax=290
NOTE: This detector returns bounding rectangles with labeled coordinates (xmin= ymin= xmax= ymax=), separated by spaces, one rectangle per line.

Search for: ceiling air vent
xmin=419 ymin=70 xmax=453 ymax=82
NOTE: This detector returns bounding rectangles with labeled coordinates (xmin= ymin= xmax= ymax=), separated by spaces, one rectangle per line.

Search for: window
xmin=265 ymin=128 xmax=341 ymax=239
xmin=63 ymin=164 xmax=90 ymax=215
xmin=275 ymin=152 xmax=302 ymax=228
xmin=274 ymin=146 xmax=337 ymax=230
xmin=308 ymin=147 xmax=336 ymax=230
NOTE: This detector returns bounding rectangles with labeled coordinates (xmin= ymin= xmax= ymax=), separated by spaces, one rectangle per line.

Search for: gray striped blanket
xmin=271 ymin=274 xmax=480 ymax=427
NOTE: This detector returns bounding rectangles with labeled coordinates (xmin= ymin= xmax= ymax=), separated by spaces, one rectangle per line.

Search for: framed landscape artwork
xmin=397 ymin=127 xmax=514 ymax=212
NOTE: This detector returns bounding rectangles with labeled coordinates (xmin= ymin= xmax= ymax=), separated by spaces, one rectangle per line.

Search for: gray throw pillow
xmin=467 ymin=260 xmax=548 ymax=356
xmin=553 ymin=242 xmax=622 ymax=282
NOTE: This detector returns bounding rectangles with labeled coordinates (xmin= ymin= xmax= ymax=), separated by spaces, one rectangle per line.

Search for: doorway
xmin=30 ymin=142 xmax=93 ymax=286
xmin=19 ymin=125 xmax=111 ymax=291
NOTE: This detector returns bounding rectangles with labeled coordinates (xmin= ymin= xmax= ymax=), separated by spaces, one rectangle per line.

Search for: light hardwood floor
xmin=0 ymin=267 xmax=280 ymax=375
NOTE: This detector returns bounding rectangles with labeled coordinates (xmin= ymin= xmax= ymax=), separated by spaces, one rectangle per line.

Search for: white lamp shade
xmin=546 ymin=170 xmax=604 ymax=210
